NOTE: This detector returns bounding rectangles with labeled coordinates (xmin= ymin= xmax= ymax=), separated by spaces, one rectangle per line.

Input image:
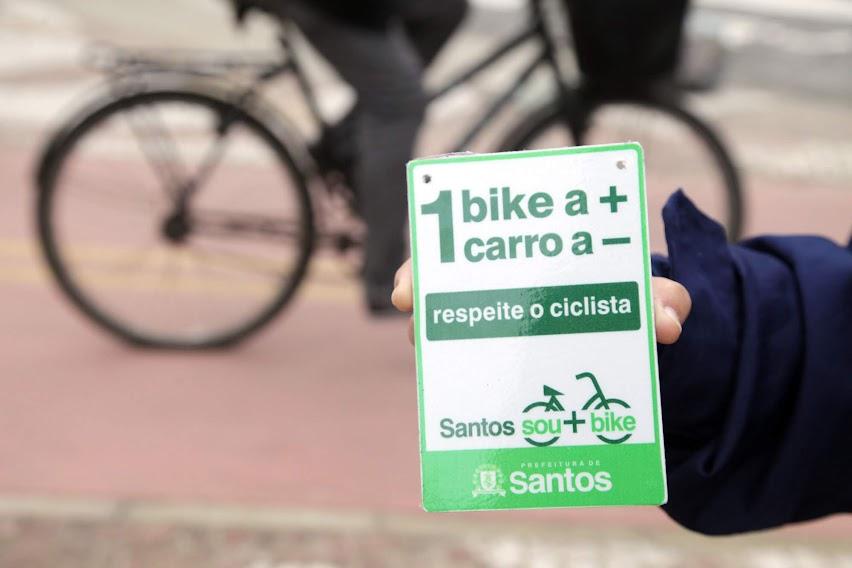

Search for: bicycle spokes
xmin=125 ymin=103 xmax=190 ymax=201
xmin=40 ymin=93 xmax=313 ymax=347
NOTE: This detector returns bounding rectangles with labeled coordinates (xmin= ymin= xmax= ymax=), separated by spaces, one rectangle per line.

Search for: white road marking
xmin=697 ymin=0 xmax=852 ymax=24
xmin=473 ymin=0 xmax=852 ymax=23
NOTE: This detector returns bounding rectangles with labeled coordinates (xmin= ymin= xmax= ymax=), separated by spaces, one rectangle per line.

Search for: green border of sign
xmin=406 ymin=142 xmax=665 ymax=511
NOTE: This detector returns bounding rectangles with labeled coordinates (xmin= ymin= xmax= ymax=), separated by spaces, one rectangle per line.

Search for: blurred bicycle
xmin=35 ymin=0 xmax=742 ymax=348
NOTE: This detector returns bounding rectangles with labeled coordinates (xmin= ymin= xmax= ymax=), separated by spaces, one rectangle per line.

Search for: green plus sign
xmin=563 ymin=411 xmax=586 ymax=434
xmin=600 ymin=185 xmax=628 ymax=213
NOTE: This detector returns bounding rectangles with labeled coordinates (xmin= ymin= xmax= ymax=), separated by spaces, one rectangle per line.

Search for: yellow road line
xmin=0 ymin=238 xmax=353 ymax=276
xmin=0 ymin=237 xmax=360 ymax=303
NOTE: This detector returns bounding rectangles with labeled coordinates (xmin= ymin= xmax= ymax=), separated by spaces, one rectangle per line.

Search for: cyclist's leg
xmin=310 ymin=0 xmax=467 ymax=178
xmin=284 ymin=3 xmax=428 ymax=310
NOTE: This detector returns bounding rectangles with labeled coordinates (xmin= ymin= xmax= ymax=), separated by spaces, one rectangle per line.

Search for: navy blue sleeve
xmin=651 ymin=191 xmax=852 ymax=535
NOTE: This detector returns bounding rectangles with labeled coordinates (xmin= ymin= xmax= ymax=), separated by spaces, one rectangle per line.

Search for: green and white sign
xmin=406 ymin=143 xmax=666 ymax=512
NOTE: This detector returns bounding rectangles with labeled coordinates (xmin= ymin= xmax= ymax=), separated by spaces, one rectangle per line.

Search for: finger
xmin=391 ymin=258 xmax=413 ymax=312
xmin=651 ymin=277 xmax=692 ymax=345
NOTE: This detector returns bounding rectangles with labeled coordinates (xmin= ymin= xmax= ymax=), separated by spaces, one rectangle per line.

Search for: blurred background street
xmin=0 ymin=0 xmax=851 ymax=565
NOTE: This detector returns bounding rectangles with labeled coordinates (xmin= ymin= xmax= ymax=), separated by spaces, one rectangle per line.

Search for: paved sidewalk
xmin=2 ymin=496 xmax=852 ymax=568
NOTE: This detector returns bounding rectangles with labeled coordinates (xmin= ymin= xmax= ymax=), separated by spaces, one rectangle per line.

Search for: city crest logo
xmin=472 ymin=464 xmax=505 ymax=497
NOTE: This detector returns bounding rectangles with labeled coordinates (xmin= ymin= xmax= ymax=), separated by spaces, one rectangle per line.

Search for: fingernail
xmin=663 ymin=306 xmax=682 ymax=333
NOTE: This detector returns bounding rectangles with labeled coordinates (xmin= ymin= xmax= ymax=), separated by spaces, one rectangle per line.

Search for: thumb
xmin=652 ymin=277 xmax=691 ymax=345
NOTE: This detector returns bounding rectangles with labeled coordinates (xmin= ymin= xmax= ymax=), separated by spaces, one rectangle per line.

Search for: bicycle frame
xmin=577 ymin=371 xmax=606 ymax=403
xmin=88 ymin=1 xmax=572 ymax=220
xmin=427 ymin=14 xmax=561 ymax=150
xmin=247 ymin=0 xmax=569 ymax=154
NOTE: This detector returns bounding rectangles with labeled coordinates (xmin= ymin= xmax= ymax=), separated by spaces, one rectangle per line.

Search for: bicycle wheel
xmin=521 ymin=401 xmax=561 ymax=447
xmin=37 ymin=85 xmax=315 ymax=348
xmin=586 ymin=398 xmax=632 ymax=445
xmin=499 ymin=98 xmax=743 ymax=253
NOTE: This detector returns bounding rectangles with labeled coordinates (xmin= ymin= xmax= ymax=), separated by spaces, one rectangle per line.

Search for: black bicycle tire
xmin=36 ymin=86 xmax=315 ymax=349
xmin=522 ymin=400 xmax=561 ymax=447
xmin=497 ymin=98 xmax=744 ymax=241
xmin=522 ymin=400 xmax=552 ymax=413
xmin=592 ymin=398 xmax=632 ymax=445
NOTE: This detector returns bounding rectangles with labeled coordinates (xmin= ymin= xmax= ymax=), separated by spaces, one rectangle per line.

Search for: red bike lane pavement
xmin=0 ymin=145 xmax=850 ymax=538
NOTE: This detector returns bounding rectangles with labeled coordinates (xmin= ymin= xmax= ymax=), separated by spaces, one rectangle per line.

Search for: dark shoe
xmin=309 ymin=114 xmax=358 ymax=189
xmin=366 ymin=284 xmax=405 ymax=317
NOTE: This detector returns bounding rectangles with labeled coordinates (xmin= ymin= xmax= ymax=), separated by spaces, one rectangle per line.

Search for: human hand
xmin=391 ymin=258 xmax=691 ymax=345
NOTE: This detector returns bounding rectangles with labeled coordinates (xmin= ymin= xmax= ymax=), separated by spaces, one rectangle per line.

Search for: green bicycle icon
xmin=522 ymin=385 xmax=569 ymax=447
xmin=577 ymin=371 xmax=633 ymax=445
xmin=521 ymin=371 xmax=633 ymax=447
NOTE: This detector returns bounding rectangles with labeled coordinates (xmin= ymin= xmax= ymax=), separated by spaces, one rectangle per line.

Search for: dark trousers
xmin=282 ymin=0 xmax=467 ymax=296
